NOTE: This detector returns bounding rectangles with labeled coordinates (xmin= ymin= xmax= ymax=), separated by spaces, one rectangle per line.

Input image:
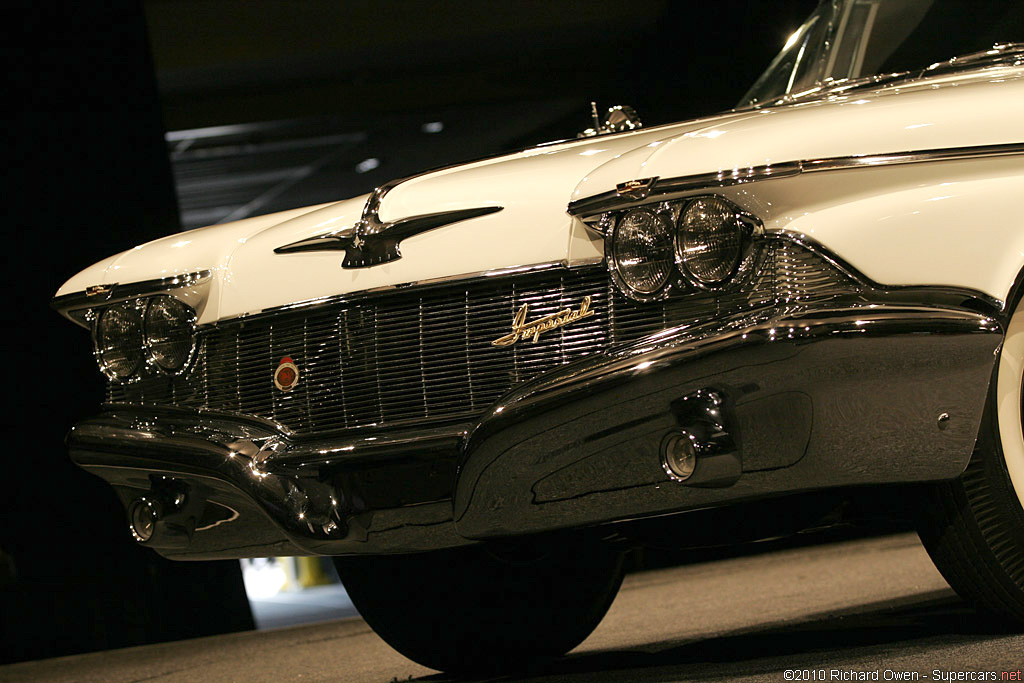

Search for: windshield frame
xmin=740 ymin=0 xmax=1024 ymax=109
xmin=739 ymin=1 xmax=838 ymax=108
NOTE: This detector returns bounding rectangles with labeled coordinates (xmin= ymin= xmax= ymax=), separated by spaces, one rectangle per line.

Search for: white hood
xmin=572 ymin=68 xmax=1024 ymax=202
xmin=56 ymin=65 xmax=1024 ymax=322
xmin=55 ymin=112 xmax=755 ymax=323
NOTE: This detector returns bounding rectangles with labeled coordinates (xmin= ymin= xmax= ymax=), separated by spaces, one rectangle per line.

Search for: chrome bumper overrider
xmin=69 ymin=302 xmax=1002 ymax=559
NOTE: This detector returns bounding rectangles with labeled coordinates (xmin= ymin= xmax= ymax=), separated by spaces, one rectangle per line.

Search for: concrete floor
xmin=249 ymin=583 xmax=358 ymax=631
xmin=3 ymin=533 xmax=1022 ymax=682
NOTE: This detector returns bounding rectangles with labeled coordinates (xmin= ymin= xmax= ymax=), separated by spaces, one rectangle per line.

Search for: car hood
xmin=55 ymin=111 xmax=756 ymax=323
xmin=572 ymin=65 xmax=1024 ymax=205
xmin=56 ymin=63 xmax=1023 ymax=324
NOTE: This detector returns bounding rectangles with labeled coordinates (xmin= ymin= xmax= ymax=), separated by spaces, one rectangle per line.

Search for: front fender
xmin=454 ymin=303 xmax=1001 ymax=539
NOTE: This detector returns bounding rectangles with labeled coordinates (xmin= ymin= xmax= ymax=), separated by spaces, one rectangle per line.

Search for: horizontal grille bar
xmin=108 ymin=243 xmax=855 ymax=435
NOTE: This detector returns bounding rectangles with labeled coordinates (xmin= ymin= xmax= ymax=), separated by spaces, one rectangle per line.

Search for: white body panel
xmin=58 ymin=66 xmax=1024 ymax=321
xmin=57 ymin=112 xmax=752 ymax=324
xmin=572 ymin=70 xmax=1024 ymax=304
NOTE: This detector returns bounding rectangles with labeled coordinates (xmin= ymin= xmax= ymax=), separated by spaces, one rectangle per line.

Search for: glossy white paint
xmin=712 ymin=155 xmax=1024 ymax=303
xmin=572 ymin=68 xmax=1024 ymax=202
xmin=57 ymin=202 xmax=344 ymax=325
xmin=56 ymin=113 xmax=756 ymax=324
xmin=574 ymin=70 xmax=1024 ymax=304
xmin=999 ymin=295 xmax=1024 ymax=510
xmin=56 ymin=64 xmax=1024 ymax=323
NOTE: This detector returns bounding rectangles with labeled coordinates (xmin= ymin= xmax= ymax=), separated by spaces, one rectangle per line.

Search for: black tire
xmin=917 ymin=297 xmax=1024 ymax=622
xmin=333 ymin=535 xmax=624 ymax=674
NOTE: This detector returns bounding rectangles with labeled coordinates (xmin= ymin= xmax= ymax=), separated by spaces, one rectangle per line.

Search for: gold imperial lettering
xmin=491 ymin=296 xmax=595 ymax=347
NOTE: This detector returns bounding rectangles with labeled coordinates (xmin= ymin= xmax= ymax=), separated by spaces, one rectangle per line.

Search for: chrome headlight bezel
xmin=600 ymin=194 xmax=762 ymax=301
xmin=608 ymin=206 xmax=677 ymax=301
xmin=93 ymin=301 xmax=146 ymax=382
xmin=91 ymin=295 xmax=198 ymax=383
xmin=143 ymin=295 xmax=198 ymax=374
xmin=674 ymin=196 xmax=761 ymax=291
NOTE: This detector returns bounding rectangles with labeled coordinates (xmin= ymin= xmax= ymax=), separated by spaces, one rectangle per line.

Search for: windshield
xmin=741 ymin=0 xmax=1024 ymax=107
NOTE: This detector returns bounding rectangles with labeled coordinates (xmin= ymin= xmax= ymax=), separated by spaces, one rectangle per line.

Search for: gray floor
xmin=4 ymin=533 xmax=1022 ymax=682
xmin=249 ymin=583 xmax=359 ymax=630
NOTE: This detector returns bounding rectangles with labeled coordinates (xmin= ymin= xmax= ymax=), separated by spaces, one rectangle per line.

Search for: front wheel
xmin=333 ymin=536 xmax=624 ymax=674
xmin=917 ymin=295 xmax=1024 ymax=621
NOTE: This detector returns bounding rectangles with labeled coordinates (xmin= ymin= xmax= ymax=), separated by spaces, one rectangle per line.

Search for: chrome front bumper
xmin=69 ymin=302 xmax=1002 ymax=559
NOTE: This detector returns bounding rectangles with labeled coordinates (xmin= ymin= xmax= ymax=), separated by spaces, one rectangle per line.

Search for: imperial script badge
xmin=491 ymin=296 xmax=595 ymax=347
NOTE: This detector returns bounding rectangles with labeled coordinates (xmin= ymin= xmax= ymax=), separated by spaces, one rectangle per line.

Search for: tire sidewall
xmin=334 ymin=538 xmax=624 ymax=674
xmin=997 ymin=302 xmax=1024 ymax=513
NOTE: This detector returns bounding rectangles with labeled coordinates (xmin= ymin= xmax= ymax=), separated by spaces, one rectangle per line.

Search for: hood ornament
xmin=578 ymin=102 xmax=643 ymax=138
xmin=275 ymin=178 xmax=502 ymax=268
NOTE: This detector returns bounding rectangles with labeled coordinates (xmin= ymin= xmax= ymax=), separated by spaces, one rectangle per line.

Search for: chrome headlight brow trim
xmin=53 ymin=270 xmax=212 ymax=325
xmin=567 ymin=142 xmax=1024 ymax=218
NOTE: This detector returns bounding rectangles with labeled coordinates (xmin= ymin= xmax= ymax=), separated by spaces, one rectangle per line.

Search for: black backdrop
xmin=2 ymin=0 xmax=816 ymax=664
xmin=2 ymin=2 xmax=254 ymax=664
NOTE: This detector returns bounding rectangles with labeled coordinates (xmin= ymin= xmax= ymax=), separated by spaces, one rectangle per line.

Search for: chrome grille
xmin=107 ymin=243 xmax=856 ymax=434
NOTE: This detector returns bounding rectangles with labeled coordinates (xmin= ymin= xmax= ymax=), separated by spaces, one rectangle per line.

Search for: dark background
xmin=3 ymin=0 xmax=815 ymax=664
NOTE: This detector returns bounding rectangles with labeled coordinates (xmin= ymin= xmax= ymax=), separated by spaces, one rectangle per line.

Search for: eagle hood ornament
xmin=275 ymin=177 xmax=502 ymax=268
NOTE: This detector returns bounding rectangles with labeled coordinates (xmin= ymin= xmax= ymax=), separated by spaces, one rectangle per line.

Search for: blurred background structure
xmin=4 ymin=0 xmax=815 ymax=664
xmin=151 ymin=0 xmax=819 ymax=229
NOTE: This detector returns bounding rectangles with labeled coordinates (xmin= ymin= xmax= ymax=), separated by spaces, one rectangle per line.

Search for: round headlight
xmin=144 ymin=296 xmax=195 ymax=372
xmin=611 ymin=208 xmax=674 ymax=297
xmin=95 ymin=302 xmax=144 ymax=381
xmin=676 ymin=197 xmax=744 ymax=286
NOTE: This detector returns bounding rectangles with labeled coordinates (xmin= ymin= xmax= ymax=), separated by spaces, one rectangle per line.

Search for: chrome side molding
xmin=567 ymin=142 xmax=1024 ymax=218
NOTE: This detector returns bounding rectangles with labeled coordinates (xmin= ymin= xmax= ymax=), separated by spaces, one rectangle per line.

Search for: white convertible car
xmin=53 ymin=0 xmax=1023 ymax=674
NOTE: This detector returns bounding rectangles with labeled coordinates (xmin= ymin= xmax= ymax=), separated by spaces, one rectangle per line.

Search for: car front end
xmin=52 ymin=1 xmax=1024 ymax=673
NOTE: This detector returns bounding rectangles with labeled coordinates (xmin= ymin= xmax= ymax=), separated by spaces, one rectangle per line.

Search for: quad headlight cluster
xmin=92 ymin=295 xmax=196 ymax=381
xmin=605 ymin=195 xmax=760 ymax=300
